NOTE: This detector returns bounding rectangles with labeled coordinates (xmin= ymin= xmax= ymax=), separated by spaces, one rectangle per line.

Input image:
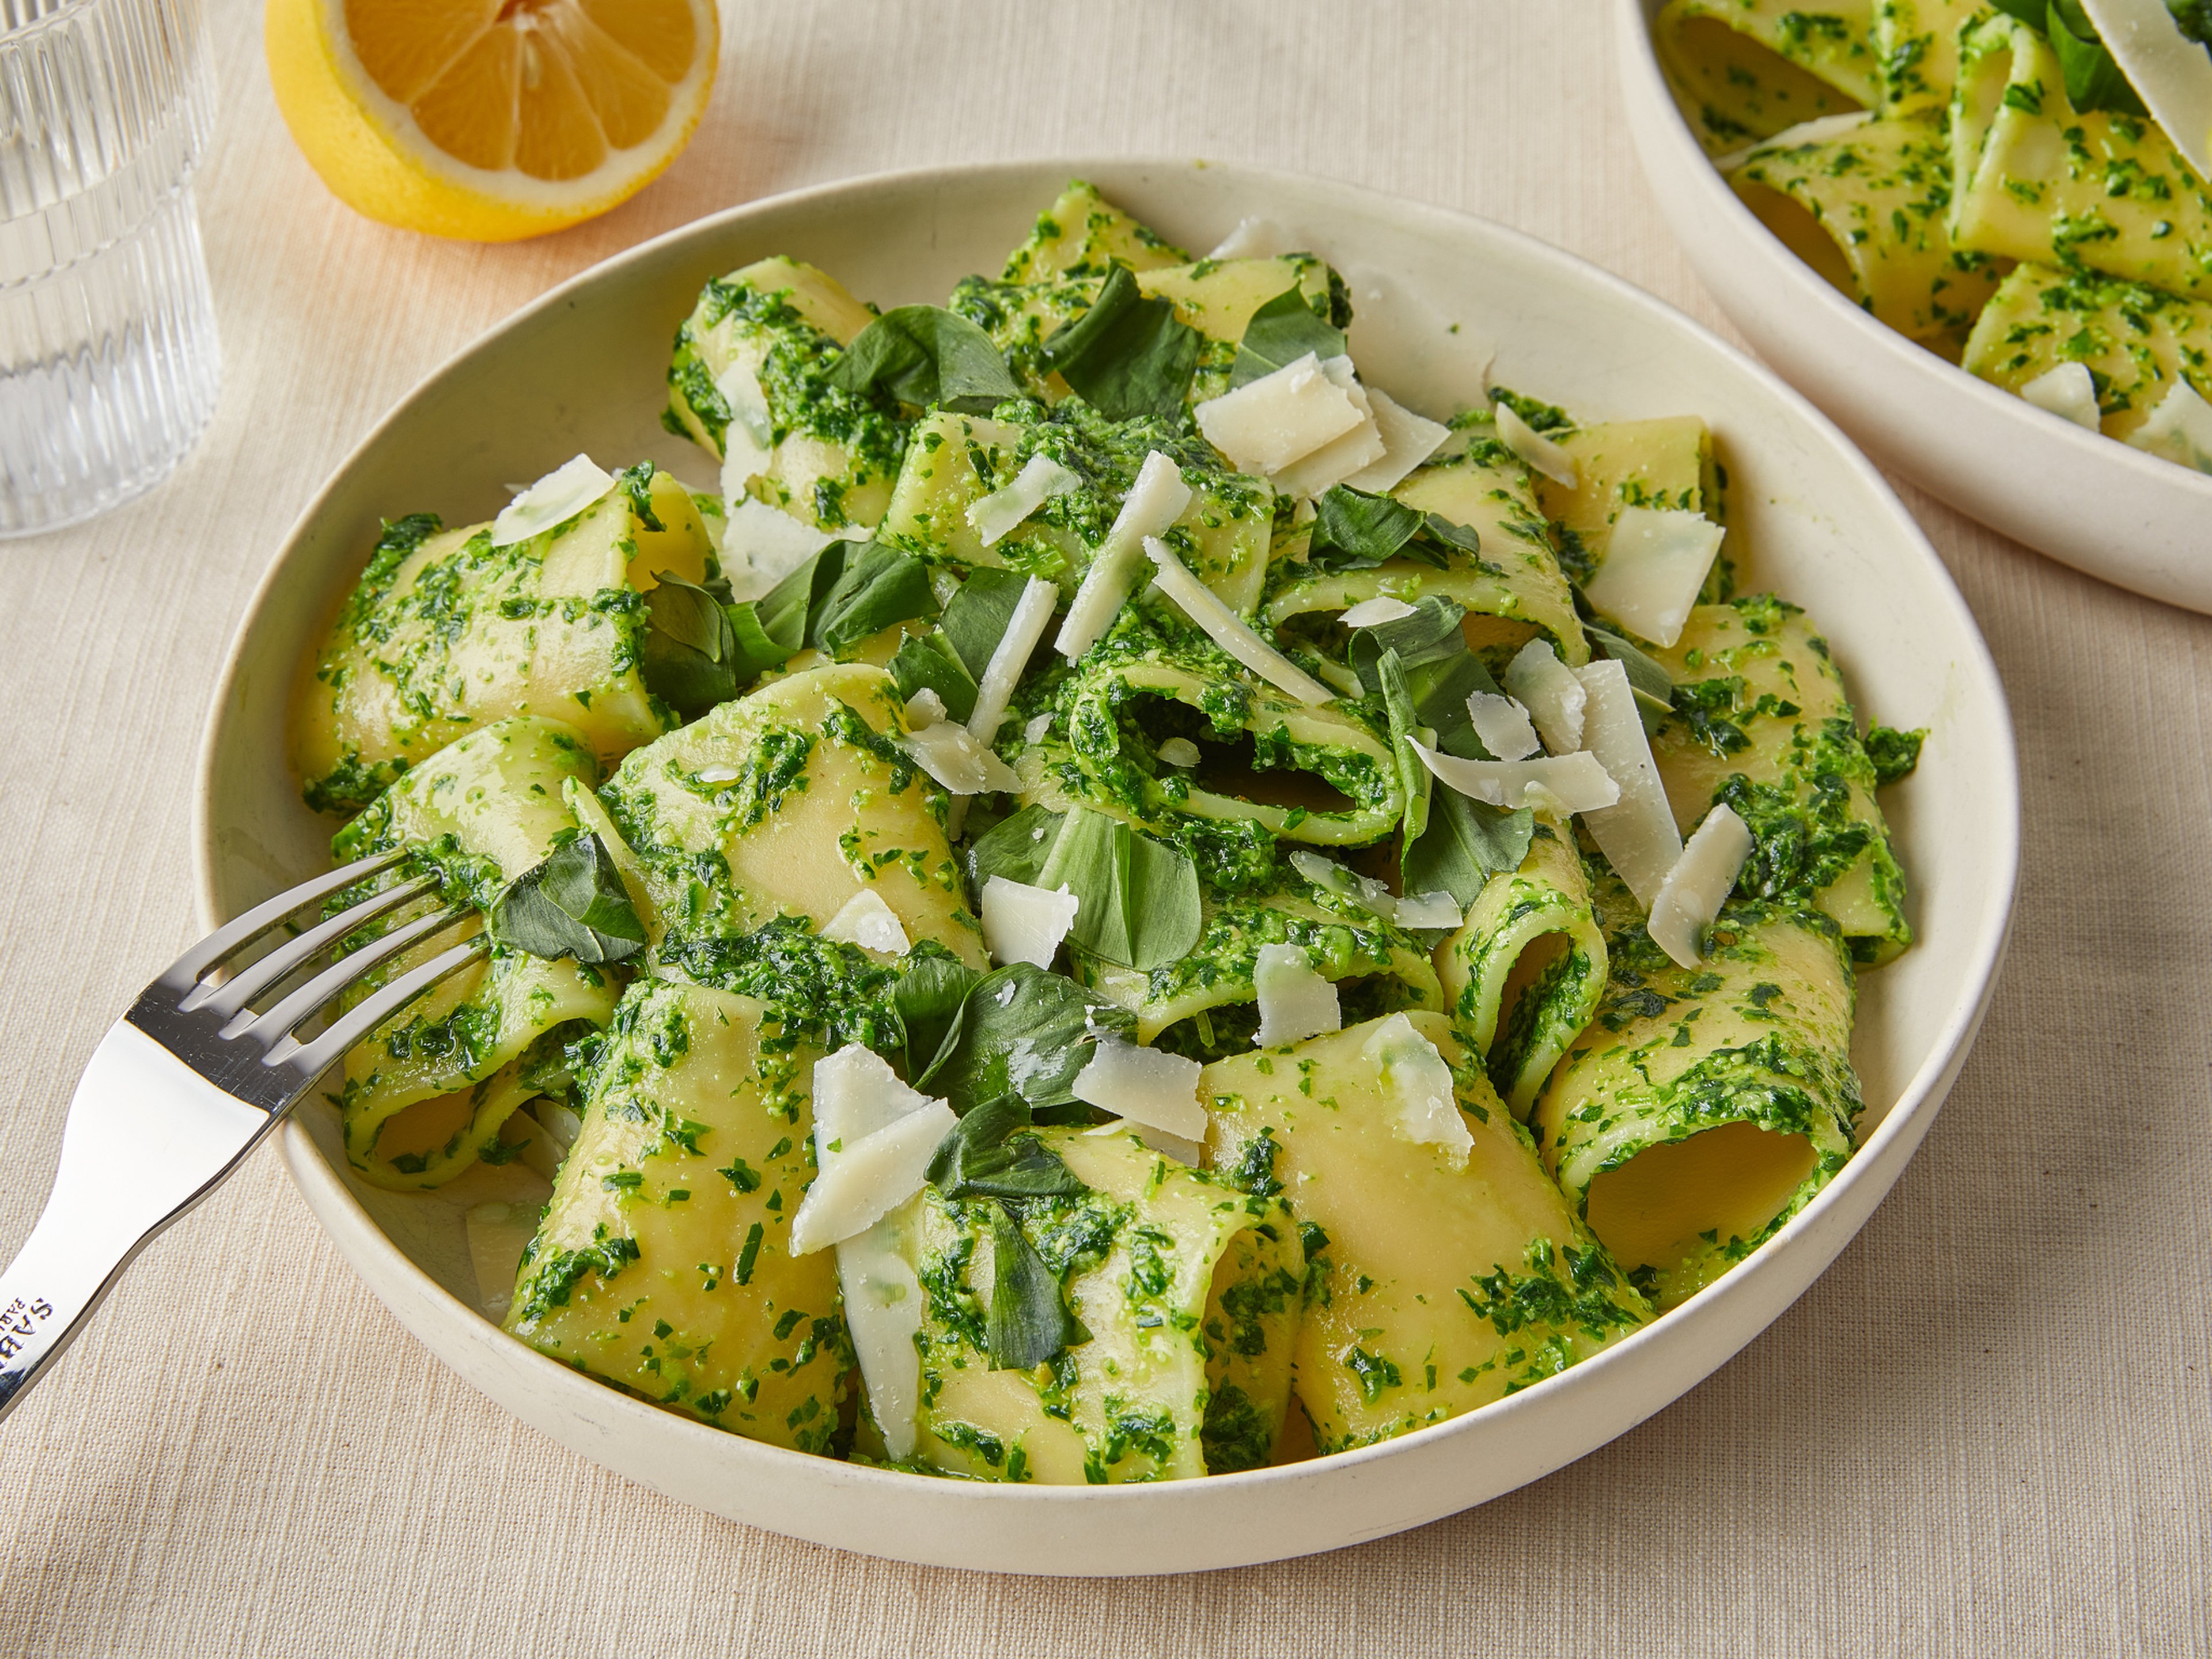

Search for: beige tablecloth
xmin=2 ymin=1 xmax=2206 ymax=1653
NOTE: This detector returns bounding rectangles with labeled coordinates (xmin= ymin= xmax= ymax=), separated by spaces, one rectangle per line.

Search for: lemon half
xmin=267 ymin=0 xmax=721 ymax=243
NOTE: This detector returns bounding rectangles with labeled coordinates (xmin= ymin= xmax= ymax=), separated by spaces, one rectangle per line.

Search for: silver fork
xmin=0 ymin=850 xmax=488 ymax=1423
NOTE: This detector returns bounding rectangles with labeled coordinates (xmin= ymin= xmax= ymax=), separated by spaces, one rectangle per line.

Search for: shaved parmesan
xmin=904 ymin=688 xmax=948 ymax=729
xmin=980 ymin=876 xmax=1080 ymax=968
xmin=900 ymin=719 xmax=1022 ymax=796
xmin=1145 ymin=537 xmax=1335 ymax=705
xmin=1505 ymin=639 xmax=1587 ymax=755
xmin=1715 ymin=109 xmax=1873 ymax=172
xmin=2020 ymin=362 xmax=2101 ymax=430
xmin=1056 ymin=450 xmax=1193 ymax=659
xmin=1024 ymin=712 xmax=1055 ymax=744
xmin=791 ymin=1047 xmax=956 ymax=1256
xmin=2077 ymin=0 xmax=2212 ymax=183
xmin=1466 ymin=691 xmax=1541 ymax=762
xmin=2126 ymin=377 xmax=2212 ymax=472
xmin=1342 ymin=267 xmax=1497 ymax=423
xmin=723 ymin=496 xmax=840 ymax=600
xmin=491 ymin=454 xmax=616 ymax=547
xmin=1289 ymin=847 xmax=1467 ymax=932
xmin=1413 ymin=741 xmax=1619 ymax=815
xmin=1208 ymin=216 xmax=1302 ymax=259
xmin=1194 ymin=352 xmax=1368 ymax=476
xmin=1574 ymin=660 xmax=1683 ymax=908
xmin=821 ymin=888 xmax=911 ymax=956
xmin=1649 ymin=804 xmax=1754 ymax=968
xmin=1362 ymin=1014 xmax=1471 ymax=1164
xmin=1254 ymin=943 xmax=1342 ymax=1047
xmin=1159 ymin=737 xmax=1201 ymax=768
xmin=1271 ymin=358 xmax=1387 ymax=498
xmin=1494 ymin=402 xmax=1578 ymax=488
xmin=967 ymin=454 xmax=1083 ymax=547
xmin=1340 ymin=387 xmax=1453 ymax=494
xmin=1393 ymin=889 xmax=1465 ymax=930
xmin=715 ymin=360 xmax=776 ymax=497
xmin=1073 ymin=1037 xmax=1207 ymax=1139
xmin=836 ymin=1221 xmax=925 ymax=1458
xmin=695 ymin=765 xmax=741 ymax=784
xmin=1340 ymin=595 xmax=1418 ymax=627
xmin=1581 ymin=506 xmax=1726 ymax=649
xmin=969 ymin=575 xmax=1059 ymax=744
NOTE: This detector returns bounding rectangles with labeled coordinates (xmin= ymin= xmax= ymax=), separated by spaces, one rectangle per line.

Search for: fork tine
xmin=182 ymin=872 xmax=442 ymax=1018
xmin=266 ymin=934 xmax=492 ymax=1078
xmin=169 ymin=849 xmax=410 ymax=986
xmin=229 ymin=903 xmax=474 ymax=1046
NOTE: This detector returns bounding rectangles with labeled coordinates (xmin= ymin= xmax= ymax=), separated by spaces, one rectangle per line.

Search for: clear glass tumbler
xmin=0 ymin=0 xmax=218 ymax=537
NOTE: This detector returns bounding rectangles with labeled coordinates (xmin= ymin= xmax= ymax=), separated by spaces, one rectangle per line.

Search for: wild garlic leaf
xmin=1036 ymin=805 xmax=1202 ymax=971
xmin=1401 ymin=789 xmax=1535 ymax=907
xmin=810 ymin=541 xmax=937 ymax=653
xmin=986 ymin=1202 xmax=1090 ymax=1370
xmin=916 ymin=961 xmax=1135 ymax=1116
xmin=893 ymin=948 xmax=983 ymax=1081
xmin=2046 ymin=0 xmax=2146 ymax=112
xmin=1307 ymin=484 xmax=1430 ymax=571
xmin=1374 ymin=649 xmax=1432 ymax=846
xmin=1584 ymin=622 xmax=1677 ymax=731
xmin=889 ymin=631 xmax=980 ymax=723
xmin=940 ymin=566 xmax=1033 ymax=680
xmin=490 ymin=833 xmax=647 ymax=965
xmin=1039 ymin=264 xmax=1202 ymax=423
xmin=1229 ymin=284 xmax=1346 ymax=389
xmin=638 ymin=574 xmax=743 ymax=716
xmin=828 ymin=305 xmax=1024 ymax=414
xmin=1411 ymin=650 xmax=1504 ymax=760
xmin=1346 ymin=594 xmax=1467 ymax=687
xmin=927 ymin=1094 xmax=1088 ymax=1202
xmin=965 ymin=802 xmax=1067 ymax=893
xmin=758 ymin=541 xmax=849 ymax=646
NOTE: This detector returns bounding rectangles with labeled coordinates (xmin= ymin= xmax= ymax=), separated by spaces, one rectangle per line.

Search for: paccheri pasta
xmin=1657 ymin=0 xmax=2212 ymax=470
xmin=288 ymin=181 xmax=1923 ymax=1482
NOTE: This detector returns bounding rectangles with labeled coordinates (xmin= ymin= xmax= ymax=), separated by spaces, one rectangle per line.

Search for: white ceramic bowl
xmin=194 ymin=158 xmax=2018 ymax=1576
xmin=1617 ymin=0 xmax=2212 ymax=613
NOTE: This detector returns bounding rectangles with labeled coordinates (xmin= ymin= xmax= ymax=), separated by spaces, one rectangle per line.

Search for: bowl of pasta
xmin=194 ymin=158 xmax=2017 ymax=1574
xmin=1619 ymin=0 xmax=2212 ymax=613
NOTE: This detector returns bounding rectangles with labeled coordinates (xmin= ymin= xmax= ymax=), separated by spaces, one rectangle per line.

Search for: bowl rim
xmin=1612 ymin=0 xmax=2212 ymax=597
xmin=191 ymin=153 xmax=2021 ymax=1539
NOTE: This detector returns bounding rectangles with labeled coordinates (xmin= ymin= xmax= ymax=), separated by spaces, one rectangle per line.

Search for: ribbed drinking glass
xmin=0 ymin=0 xmax=218 ymax=537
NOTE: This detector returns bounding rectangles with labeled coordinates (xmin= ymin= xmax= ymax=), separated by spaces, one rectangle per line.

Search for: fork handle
xmin=0 ymin=1025 xmax=274 ymax=1423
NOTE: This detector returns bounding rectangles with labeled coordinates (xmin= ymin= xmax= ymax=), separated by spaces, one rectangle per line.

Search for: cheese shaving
xmin=1289 ymin=847 xmax=1465 ymax=931
xmin=821 ymin=889 xmax=911 ymax=956
xmin=1194 ymin=352 xmax=1367 ymax=476
xmin=1581 ymin=506 xmax=1726 ymax=649
xmin=1504 ymin=639 xmax=1587 ymax=754
xmin=1253 ymin=943 xmax=1342 ymax=1047
xmin=1465 ymin=691 xmax=1541 ymax=762
xmin=723 ymin=496 xmax=842 ymax=601
xmin=2077 ymin=0 xmax=2212 ymax=184
xmin=715 ymin=359 xmax=776 ymax=497
xmin=1412 ymin=741 xmax=1619 ymax=814
xmin=836 ymin=1221 xmax=925 ymax=1459
xmin=1056 ymin=450 xmax=1192 ymax=660
xmin=1648 ymin=804 xmax=1755 ymax=969
xmin=979 ymin=876 xmax=1080 ymax=968
xmin=967 ymin=454 xmax=1083 ymax=547
xmin=2125 ymin=376 xmax=2212 ymax=472
xmin=1362 ymin=1014 xmax=1471 ymax=1164
xmin=969 ymin=575 xmax=1059 ymax=744
xmin=490 ymin=454 xmax=616 ymax=547
xmin=1072 ymin=1037 xmax=1208 ymax=1139
xmin=1145 ymin=537 xmax=1335 ymax=705
xmin=900 ymin=719 xmax=1022 ymax=795
xmin=2020 ymin=362 xmax=2101 ymax=430
xmin=1574 ymin=659 xmax=1682 ymax=908
xmin=1494 ymin=402 xmax=1578 ymax=488
xmin=1271 ymin=358 xmax=1386 ymax=499
xmin=1339 ymin=596 xmax=1418 ymax=628
xmin=1158 ymin=737 xmax=1201 ymax=768
xmin=1340 ymin=387 xmax=1453 ymax=494
xmin=1207 ymin=216 xmax=1302 ymax=260
xmin=791 ymin=1047 xmax=956 ymax=1256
